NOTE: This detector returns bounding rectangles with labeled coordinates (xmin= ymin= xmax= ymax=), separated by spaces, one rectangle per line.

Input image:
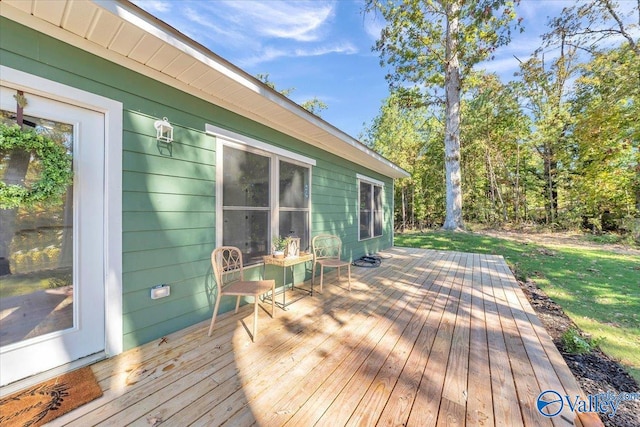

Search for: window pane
xmin=223 ymin=210 xmax=269 ymax=264
xmin=359 ymin=182 xmax=372 ymax=240
xmin=373 ymin=185 xmax=383 ymax=237
xmin=279 ymin=211 xmax=309 ymax=252
xmin=0 ymin=110 xmax=74 ymax=346
xmin=223 ymin=146 xmax=269 ymax=207
xmin=279 ymin=161 xmax=309 ymax=209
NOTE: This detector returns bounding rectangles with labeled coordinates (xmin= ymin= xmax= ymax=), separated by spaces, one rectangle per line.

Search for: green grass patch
xmin=395 ymin=230 xmax=640 ymax=383
xmin=0 ymin=268 xmax=71 ymax=298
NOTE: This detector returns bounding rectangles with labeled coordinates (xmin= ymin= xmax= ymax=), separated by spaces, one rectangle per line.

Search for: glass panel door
xmin=0 ymin=87 xmax=106 ymax=386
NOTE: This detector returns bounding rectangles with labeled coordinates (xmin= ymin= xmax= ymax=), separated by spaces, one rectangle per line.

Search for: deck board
xmin=436 ymin=253 xmax=473 ymax=427
xmin=46 ymin=247 xmax=594 ymax=426
xmin=345 ymin=250 xmax=448 ymax=426
xmin=465 ymin=253 xmax=494 ymax=426
xmin=374 ymin=251 xmax=450 ymax=427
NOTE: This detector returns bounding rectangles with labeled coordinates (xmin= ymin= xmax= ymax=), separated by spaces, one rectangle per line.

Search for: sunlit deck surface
xmin=55 ymin=247 xmax=594 ymax=426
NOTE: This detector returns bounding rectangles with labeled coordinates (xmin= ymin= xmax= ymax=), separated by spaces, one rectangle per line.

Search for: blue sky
xmin=131 ymin=0 xmax=591 ymax=139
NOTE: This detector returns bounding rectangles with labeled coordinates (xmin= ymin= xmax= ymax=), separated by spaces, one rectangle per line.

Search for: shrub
xmin=561 ymin=328 xmax=601 ymax=354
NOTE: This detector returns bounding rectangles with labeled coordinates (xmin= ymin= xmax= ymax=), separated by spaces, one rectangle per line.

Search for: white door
xmin=0 ymin=87 xmax=106 ymax=386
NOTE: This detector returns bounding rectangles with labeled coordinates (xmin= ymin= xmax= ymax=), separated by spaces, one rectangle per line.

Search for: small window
xmin=359 ymin=177 xmax=384 ymax=240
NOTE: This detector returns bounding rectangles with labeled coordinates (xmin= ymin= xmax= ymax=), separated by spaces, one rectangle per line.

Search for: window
xmin=221 ymin=146 xmax=270 ymax=264
xmin=211 ymin=125 xmax=313 ymax=265
xmin=279 ymin=160 xmax=310 ymax=253
xmin=358 ymin=176 xmax=384 ymax=240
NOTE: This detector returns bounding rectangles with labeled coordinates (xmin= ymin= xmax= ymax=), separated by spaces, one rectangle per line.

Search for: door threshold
xmin=0 ymin=351 xmax=106 ymax=397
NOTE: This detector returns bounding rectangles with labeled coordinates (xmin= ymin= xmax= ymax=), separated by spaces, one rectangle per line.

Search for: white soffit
xmin=0 ymin=0 xmax=409 ymax=179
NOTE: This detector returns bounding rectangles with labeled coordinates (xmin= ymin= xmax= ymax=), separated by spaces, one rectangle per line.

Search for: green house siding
xmin=0 ymin=17 xmax=394 ymax=351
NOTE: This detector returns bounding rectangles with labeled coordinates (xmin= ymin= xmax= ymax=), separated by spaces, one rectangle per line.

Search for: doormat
xmin=0 ymin=366 xmax=103 ymax=427
xmin=352 ymin=255 xmax=382 ymax=268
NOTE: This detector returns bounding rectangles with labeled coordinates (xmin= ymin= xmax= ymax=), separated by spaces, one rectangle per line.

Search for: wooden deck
xmin=52 ymin=247 xmax=596 ymax=426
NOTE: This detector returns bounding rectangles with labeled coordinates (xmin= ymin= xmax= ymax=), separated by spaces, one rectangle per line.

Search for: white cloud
xmin=134 ymin=1 xmax=363 ymax=72
xmin=132 ymin=0 xmax=172 ymax=14
xmin=476 ymin=56 xmax=521 ymax=77
xmin=240 ymin=46 xmax=288 ymax=67
xmin=517 ymin=0 xmax=573 ymax=22
xmin=294 ymin=43 xmax=358 ymax=57
xmin=239 ymin=42 xmax=357 ymax=67
xmin=183 ymin=7 xmax=226 ymax=36
xmin=363 ymin=10 xmax=385 ymax=41
xmin=216 ymin=0 xmax=336 ymax=42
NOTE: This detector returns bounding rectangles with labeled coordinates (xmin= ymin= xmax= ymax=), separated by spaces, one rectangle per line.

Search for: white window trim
xmin=356 ymin=173 xmax=385 ymax=187
xmin=213 ymin=126 xmax=313 ymax=256
xmin=358 ymin=174 xmax=385 ymax=241
xmin=207 ymin=124 xmax=316 ymax=166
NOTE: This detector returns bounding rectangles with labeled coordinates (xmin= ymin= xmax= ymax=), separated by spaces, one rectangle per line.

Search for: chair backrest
xmin=211 ymin=246 xmax=244 ymax=292
xmin=312 ymin=234 xmax=343 ymax=260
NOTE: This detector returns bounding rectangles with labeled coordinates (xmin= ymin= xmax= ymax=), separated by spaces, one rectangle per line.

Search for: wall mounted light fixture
xmin=154 ymin=117 xmax=173 ymax=143
xmin=151 ymin=284 xmax=170 ymax=299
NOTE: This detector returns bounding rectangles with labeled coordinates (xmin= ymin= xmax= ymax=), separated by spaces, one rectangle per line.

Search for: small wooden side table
xmin=262 ymin=253 xmax=314 ymax=310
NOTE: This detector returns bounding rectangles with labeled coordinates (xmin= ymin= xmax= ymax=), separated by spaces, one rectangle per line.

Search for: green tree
xmin=569 ymin=45 xmax=639 ymax=227
xmin=545 ymin=0 xmax=639 ymax=217
xmin=300 ymin=98 xmax=328 ymax=116
xmin=363 ymin=91 xmax=444 ymax=229
xmin=529 ymin=0 xmax=639 ymax=227
xmin=515 ymin=27 xmax=580 ymax=225
xmin=543 ymin=0 xmax=638 ymax=57
xmin=256 ymin=73 xmax=328 ymax=117
xmin=462 ymin=73 xmax=531 ymax=223
xmin=366 ymin=0 xmax=521 ymax=230
xmin=256 ymin=73 xmax=294 ymax=97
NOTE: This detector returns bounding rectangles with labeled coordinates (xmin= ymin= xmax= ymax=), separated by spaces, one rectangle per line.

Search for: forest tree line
xmin=362 ymin=0 xmax=639 ymax=237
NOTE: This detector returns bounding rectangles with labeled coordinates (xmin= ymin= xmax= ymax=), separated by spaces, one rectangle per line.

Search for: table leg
xmin=262 ymin=257 xmax=313 ymax=310
xmin=262 ymin=263 xmax=267 ymax=303
xmin=282 ymin=265 xmax=287 ymax=309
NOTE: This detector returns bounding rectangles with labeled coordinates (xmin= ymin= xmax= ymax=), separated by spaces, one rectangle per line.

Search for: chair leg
xmin=253 ymin=297 xmax=259 ymax=342
xmin=235 ymin=296 xmax=241 ymax=313
xmin=312 ymin=262 xmax=316 ymax=286
xmin=320 ymin=266 xmax=324 ymax=293
xmin=208 ymin=294 xmax=221 ymax=337
xmin=347 ymin=264 xmax=351 ymax=291
xmin=270 ymin=283 xmax=275 ymax=318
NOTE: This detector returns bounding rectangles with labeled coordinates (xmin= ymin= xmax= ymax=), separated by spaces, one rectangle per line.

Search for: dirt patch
xmin=519 ymin=279 xmax=640 ymax=427
xmin=478 ymin=229 xmax=640 ymax=256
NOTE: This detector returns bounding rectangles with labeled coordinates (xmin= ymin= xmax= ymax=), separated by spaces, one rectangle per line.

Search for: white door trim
xmin=0 ymin=65 xmax=123 ymax=359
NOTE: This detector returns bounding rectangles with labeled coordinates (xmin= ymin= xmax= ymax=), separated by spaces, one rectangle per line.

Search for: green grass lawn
xmin=395 ymin=230 xmax=640 ymax=383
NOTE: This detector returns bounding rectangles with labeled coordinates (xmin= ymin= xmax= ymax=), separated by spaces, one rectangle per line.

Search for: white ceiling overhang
xmin=0 ymin=0 xmax=409 ymax=179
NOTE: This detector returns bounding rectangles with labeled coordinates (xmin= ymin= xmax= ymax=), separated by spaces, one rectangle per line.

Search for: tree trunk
xmin=0 ymin=150 xmax=31 ymax=276
xmin=514 ymin=143 xmax=521 ymax=223
xmin=401 ymin=185 xmax=406 ymax=232
xmin=58 ymin=186 xmax=74 ymax=268
xmin=442 ymin=0 xmax=464 ymax=231
xmin=410 ymin=183 xmax=415 ymax=229
xmin=543 ymin=145 xmax=558 ymax=224
xmin=486 ymin=149 xmax=496 ymax=222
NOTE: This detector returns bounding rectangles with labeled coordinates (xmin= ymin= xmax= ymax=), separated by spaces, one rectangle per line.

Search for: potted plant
xmin=272 ymin=236 xmax=290 ymax=259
